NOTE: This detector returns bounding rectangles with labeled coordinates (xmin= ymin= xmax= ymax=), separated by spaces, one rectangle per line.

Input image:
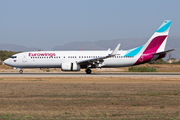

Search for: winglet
xmin=111 ymin=44 xmax=120 ymax=55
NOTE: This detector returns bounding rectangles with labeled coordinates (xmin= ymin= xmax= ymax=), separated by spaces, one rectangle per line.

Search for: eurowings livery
xmin=4 ymin=20 xmax=174 ymax=74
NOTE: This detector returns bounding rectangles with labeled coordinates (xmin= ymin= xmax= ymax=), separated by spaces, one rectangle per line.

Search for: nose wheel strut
xmin=19 ymin=70 xmax=23 ymax=74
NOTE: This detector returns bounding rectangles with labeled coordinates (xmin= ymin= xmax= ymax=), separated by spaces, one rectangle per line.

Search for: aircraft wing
xmin=77 ymin=44 xmax=120 ymax=68
xmin=150 ymin=49 xmax=175 ymax=62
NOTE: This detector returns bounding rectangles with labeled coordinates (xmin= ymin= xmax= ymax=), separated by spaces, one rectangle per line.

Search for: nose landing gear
xmin=14 ymin=67 xmax=23 ymax=74
xmin=19 ymin=70 xmax=23 ymax=74
xmin=85 ymin=68 xmax=92 ymax=74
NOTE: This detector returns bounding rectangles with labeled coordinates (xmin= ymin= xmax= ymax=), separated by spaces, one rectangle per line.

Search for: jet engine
xmin=61 ymin=62 xmax=80 ymax=71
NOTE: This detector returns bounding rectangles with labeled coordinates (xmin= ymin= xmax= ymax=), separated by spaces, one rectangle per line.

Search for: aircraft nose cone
xmin=4 ymin=59 xmax=9 ymax=65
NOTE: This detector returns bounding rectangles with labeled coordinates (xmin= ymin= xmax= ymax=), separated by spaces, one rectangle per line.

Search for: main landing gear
xmin=19 ymin=70 xmax=23 ymax=74
xmin=85 ymin=68 xmax=92 ymax=74
xmin=14 ymin=67 xmax=23 ymax=74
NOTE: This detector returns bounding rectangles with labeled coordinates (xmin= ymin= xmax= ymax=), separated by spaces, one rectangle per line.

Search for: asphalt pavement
xmin=0 ymin=72 xmax=180 ymax=77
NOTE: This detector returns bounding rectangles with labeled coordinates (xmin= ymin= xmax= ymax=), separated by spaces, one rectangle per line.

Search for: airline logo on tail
xmin=135 ymin=20 xmax=171 ymax=65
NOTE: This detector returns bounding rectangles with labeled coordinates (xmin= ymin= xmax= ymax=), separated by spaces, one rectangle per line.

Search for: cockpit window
xmin=11 ymin=56 xmax=17 ymax=59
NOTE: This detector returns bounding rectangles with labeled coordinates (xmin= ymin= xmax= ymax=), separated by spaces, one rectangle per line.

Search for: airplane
xmin=4 ymin=20 xmax=174 ymax=74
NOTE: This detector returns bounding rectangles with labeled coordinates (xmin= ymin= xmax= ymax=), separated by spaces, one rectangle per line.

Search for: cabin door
xmin=22 ymin=54 xmax=27 ymax=62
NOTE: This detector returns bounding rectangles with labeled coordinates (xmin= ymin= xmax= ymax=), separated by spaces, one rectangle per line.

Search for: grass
xmin=129 ymin=66 xmax=157 ymax=72
xmin=0 ymin=77 xmax=180 ymax=119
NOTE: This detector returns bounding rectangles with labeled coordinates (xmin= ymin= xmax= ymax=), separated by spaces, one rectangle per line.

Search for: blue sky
xmin=0 ymin=0 xmax=180 ymax=50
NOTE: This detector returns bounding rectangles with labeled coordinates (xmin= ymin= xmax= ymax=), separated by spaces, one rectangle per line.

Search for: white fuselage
xmin=4 ymin=50 xmax=139 ymax=69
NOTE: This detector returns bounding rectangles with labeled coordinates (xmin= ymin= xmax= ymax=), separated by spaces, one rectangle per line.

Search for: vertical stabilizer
xmin=135 ymin=20 xmax=171 ymax=65
xmin=138 ymin=20 xmax=171 ymax=55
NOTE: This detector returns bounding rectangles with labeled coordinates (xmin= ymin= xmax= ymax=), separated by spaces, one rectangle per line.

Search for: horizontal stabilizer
xmin=153 ymin=49 xmax=175 ymax=56
xmin=150 ymin=49 xmax=175 ymax=63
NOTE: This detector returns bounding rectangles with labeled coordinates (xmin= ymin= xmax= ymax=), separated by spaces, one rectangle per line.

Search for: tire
xmin=86 ymin=68 xmax=91 ymax=74
xmin=19 ymin=70 xmax=23 ymax=74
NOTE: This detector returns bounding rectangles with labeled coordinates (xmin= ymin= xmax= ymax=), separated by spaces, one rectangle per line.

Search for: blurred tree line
xmin=152 ymin=58 xmax=180 ymax=64
xmin=171 ymin=59 xmax=180 ymax=64
xmin=0 ymin=51 xmax=20 ymax=61
xmin=152 ymin=59 xmax=167 ymax=64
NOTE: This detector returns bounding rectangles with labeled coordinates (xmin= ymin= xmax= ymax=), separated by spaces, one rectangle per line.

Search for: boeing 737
xmin=4 ymin=20 xmax=174 ymax=74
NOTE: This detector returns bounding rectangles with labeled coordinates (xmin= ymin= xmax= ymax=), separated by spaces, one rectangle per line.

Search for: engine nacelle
xmin=61 ymin=62 xmax=80 ymax=71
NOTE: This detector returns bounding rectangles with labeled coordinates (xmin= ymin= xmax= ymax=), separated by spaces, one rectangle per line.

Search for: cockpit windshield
xmin=11 ymin=56 xmax=17 ymax=59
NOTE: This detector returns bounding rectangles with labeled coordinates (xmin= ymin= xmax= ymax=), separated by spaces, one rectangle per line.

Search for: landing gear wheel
xmin=19 ymin=70 xmax=23 ymax=74
xmin=85 ymin=68 xmax=92 ymax=74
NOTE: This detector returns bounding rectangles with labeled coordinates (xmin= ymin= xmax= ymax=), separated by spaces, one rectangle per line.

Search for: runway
xmin=0 ymin=72 xmax=180 ymax=77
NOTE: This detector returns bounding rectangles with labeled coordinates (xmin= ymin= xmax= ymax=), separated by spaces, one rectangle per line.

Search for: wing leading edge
xmin=77 ymin=44 xmax=120 ymax=68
